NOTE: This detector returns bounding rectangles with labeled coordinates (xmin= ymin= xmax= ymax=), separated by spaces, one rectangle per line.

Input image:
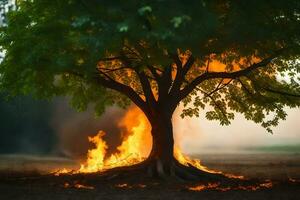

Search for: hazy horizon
xmin=174 ymin=106 xmax=300 ymax=154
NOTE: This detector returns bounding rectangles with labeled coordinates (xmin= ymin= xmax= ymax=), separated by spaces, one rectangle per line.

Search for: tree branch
xmin=263 ymin=87 xmax=300 ymax=98
xmin=97 ymin=66 xmax=129 ymax=73
xmin=136 ymin=70 xmax=157 ymax=106
xmin=201 ymin=79 xmax=233 ymax=100
xmin=177 ymin=49 xmax=284 ymax=103
xmin=158 ymin=65 xmax=173 ymax=101
xmin=206 ymin=59 xmax=210 ymax=73
xmin=146 ymin=65 xmax=161 ymax=81
xmin=67 ymin=70 xmax=149 ymax=115
xmin=237 ymin=78 xmax=253 ymax=96
xmin=244 ymin=75 xmax=300 ymax=98
xmin=198 ymin=87 xmax=228 ymax=119
xmin=170 ymin=55 xmax=195 ymax=95
xmin=98 ymin=56 xmax=124 ymax=62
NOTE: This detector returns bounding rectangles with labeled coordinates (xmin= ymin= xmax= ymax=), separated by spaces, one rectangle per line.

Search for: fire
xmin=79 ymin=106 xmax=218 ymax=174
xmin=189 ymin=182 xmax=220 ymax=191
xmin=174 ymin=146 xmax=244 ymax=179
xmin=174 ymin=146 xmax=219 ymax=173
xmin=63 ymin=182 xmax=94 ymax=190
xmin=79 ymin=107 xmax=151 ymax=173
xmin=188 ymin=180 xmax=273 ymax=192
xmin=54 ymin=168 xmax=72 ymax=176
xmin=115 ymin=183 xmax=147 ymax=189
xmin=79 ymin=131 xmax=108 ymax=172
xmin=55 ymin=105 xmax=244 ymax=180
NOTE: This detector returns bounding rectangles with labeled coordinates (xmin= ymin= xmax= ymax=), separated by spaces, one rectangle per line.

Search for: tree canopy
xmin=0 ymin=0 xmax=300 ymax=132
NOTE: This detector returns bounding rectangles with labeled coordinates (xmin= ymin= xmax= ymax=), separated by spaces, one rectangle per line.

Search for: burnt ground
xmin=0 ymin=153 xmax=300 ymax=200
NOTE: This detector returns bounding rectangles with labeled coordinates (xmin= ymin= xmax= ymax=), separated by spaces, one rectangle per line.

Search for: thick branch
xmin=170 ymin=55 xmax=195 ymax=95
xmin=263 ymin=87 xmax=300 ymax=98
xmin=158 ymin=65 xmax=173 ymax=101
xmin=95 ymin=71 xmax=149 ymax=113
xmin=146 ymin=65 xmax=161 ymax=81
xmin=244 ymin=75 xmax=300 ymax=98
xmin=182 ymin=55 xmax=195 ymax=76
xmin=68 ymin=70 xmax=149 ymax=115
xmin=136 ymin=70 xmax=157 ymax=106
xmin=99 ymin=53 xmax=157 ymax=111
xmin=177 ymin=49 xmax=284 ymax=103
xmin=97 ymin=77 xmax=145 ymax=107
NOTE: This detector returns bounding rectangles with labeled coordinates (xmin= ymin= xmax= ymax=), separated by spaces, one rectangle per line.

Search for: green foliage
xmin=0 ymin=0 xmax=299 ymax=132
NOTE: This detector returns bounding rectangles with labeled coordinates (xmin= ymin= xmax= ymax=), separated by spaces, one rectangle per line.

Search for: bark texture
xmin=146 ymin=113 xmax=175 ymax=177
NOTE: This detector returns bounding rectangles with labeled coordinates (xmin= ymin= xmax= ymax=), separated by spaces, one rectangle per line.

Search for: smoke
xmin=49 ymin=96 xmax=300 ymax=159
xmin=51 ymin=98 xmax=127 ymax=159
xmin=173 ymin=104 xmax=300 ymax=154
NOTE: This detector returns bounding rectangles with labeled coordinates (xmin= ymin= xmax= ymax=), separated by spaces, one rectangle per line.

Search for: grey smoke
xmin=51 ymin=98 xmax=127 ymax=159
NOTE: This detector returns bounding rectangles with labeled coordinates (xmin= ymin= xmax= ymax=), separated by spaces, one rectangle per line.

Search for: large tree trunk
xmin=145 ymin=111 xmax=176 ymax=177
xmin=105 ymin=107 xmax=228 ymax=181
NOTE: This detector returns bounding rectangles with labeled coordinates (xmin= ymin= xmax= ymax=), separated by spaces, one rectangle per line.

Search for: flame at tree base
xmin=55 ymin=106 xmax=244 ymax=180
xmin=78 ymin=107 xmax=152 ymax=173
xmin=78 ymin=130 xmax=147 ymax=173
xmin=77 ymin=129 xmax=223 ymax=175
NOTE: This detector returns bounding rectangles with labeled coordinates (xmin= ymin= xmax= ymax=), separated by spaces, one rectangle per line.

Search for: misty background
xmin=0 ymin=94 xmax=129 ymax=159
xmin=0 ymin=94 xmax=299 ymax=159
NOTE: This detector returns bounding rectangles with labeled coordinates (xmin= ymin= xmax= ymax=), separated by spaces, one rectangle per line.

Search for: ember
xmin=115 ymin=183 xmax=147 ymax=189
xmin=54 ymin=168 xmax=73 ymax=176
xmin=115 ymin=183 xmax=130 ymax=188
xmin=74 ymin=184 xmax=95 ymax=190
xmin=63 ymin=182 xmax=94 ymax=190
xmin=188 ymin=180 xmax=274 ymax=192
xmin=188 ymin=182 xmax=220 ymax=191
xmin=289 ymin=178 xmax=300 ymax=183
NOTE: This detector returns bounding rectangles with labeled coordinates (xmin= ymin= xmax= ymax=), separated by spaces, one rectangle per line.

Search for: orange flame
xmin=79 ymin=106 xmax=217 ymax=173
xmin=79 ymin=107 xmax=151 ymax=173
xmin=54 ymin=106 xmax=243 ymax=180
xmin=188 ymin=182 xmax=220 ymax=191
xmin=76 ymin=106 xmax=243 ymax=180
xmin=188 ymin=180 xmax=273 ymax=192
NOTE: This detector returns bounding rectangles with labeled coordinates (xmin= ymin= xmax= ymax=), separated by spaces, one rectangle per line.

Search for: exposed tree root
xmin=97 ymin=158 xmax=230 ymax=183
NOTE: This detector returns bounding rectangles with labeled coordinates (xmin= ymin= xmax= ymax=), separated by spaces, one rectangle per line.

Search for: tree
xmin=0 ymin=0 xmax=300 ymax=178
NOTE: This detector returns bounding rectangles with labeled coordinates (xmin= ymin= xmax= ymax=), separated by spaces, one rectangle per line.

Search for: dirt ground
xmin=0 ymin=153 xmax=299 ymax=200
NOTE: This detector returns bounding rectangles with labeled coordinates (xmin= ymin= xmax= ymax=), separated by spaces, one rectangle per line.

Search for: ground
xmin=0 ymin=153 xmax=299 ymax=200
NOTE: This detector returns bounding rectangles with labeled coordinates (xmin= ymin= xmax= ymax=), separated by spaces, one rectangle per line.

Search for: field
xmin=0 ymin=152 xmax=300 ymax=200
